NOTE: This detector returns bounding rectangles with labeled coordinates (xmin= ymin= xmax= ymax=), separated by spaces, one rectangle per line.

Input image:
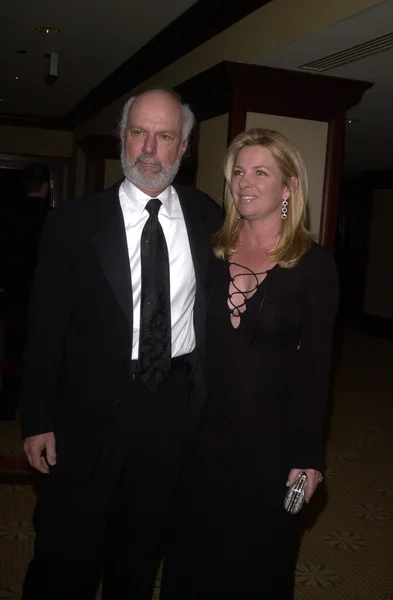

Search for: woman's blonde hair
xmin=213 ymin=128 xmax=313 ymax=268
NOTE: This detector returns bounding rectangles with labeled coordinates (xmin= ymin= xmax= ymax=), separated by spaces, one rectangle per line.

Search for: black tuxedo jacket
xmin=20 ymin=180 xmax=221 ymax=476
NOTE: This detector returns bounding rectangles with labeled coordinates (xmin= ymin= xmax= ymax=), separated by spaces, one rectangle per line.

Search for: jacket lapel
xmin=90 ymin=184 xmax=213 ymax=330
xmin=90 ymin=188 xmax=133 ymax=325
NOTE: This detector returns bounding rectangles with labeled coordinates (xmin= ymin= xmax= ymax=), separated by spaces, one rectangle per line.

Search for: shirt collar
xmin=122 ymin=179 xmax=173 ymax=218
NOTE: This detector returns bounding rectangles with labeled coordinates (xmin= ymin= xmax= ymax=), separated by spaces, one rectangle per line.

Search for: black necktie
xmin=139 ymin=198 xmax=171 ymax=391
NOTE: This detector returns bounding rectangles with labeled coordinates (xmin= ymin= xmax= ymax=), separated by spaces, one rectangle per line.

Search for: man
xmin=0 ymin=163 xmax=51 ymax=420
xmin=20 ymin=89 xmax=221 ymax=599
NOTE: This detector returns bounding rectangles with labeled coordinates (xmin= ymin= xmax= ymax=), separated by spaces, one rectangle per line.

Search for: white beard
xmin=121 ymin=146 xmax=181 ymax=192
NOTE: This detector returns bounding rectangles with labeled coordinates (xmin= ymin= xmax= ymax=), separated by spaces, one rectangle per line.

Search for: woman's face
xmin=230 ymin=145 xmax=289 ymax=222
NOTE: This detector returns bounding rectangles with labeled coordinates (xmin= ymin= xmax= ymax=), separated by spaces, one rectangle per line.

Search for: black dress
xmin=160 ymin=242 xmax=339 ymax=599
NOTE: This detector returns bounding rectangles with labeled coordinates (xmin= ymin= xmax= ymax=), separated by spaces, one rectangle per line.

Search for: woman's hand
xmin=286 ymin=468 xmax=323 ymax=503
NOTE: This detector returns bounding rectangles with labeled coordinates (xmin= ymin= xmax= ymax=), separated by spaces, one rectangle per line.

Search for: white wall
xmin=196 ymin=114 xmax=229 ymax=204
xmin=246 ymin=113 xmax=328 ymax=238
xmin=0 ymin=125 xmax=73 ymax=157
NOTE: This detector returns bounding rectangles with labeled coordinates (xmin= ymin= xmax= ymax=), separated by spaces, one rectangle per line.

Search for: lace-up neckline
xmin=228 ymin=261 xmax=270 ymax=329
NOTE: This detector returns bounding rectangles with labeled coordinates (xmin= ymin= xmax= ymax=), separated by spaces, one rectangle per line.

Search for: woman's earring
xmin=281 ymin=197 xmax=288 ymax=220
xmin=237 ymin=212 xmax=242 ymax=220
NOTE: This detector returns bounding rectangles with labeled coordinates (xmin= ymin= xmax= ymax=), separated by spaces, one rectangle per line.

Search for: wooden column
xmin=175 ymin=61 xmax=372 ymax=249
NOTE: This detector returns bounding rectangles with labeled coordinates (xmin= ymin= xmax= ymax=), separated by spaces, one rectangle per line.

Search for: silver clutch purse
xmin=284 ymin=472 xmax=307 ymax=515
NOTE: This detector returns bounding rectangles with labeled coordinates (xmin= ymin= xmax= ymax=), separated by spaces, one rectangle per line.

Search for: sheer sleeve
xmin=289 ymin=246 xmax=339 ymax=471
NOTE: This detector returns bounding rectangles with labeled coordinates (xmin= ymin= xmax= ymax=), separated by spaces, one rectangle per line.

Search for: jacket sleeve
xmin=289 ymin=247 xmax=339 ymax=471
xmin=19 ymin=208 xmax=74 ymax=439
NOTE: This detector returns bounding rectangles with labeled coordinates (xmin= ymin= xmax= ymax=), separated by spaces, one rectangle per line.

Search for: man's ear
xmin=180 ymin=139 xmax=188 ymax=157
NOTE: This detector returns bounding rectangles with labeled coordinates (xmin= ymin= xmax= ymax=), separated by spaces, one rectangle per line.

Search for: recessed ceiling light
xmin=345 ymin=118 xmax=360 ymax=124
xmin=10 ymin=75 xmax=21 ymax=80
xmin=36 ymin=26 xmax=59 ymax=35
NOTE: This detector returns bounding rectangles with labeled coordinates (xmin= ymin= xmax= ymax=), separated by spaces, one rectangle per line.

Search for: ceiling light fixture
xmin=10 ymin=75 xmax=21 ymax=80
xmin=345 ymin=118 xmax=360 ymax=124
xmin=36 ymin=26 xmax=59 ymax=35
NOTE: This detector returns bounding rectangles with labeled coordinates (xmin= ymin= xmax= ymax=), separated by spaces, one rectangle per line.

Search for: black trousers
xmin=22 ymin=362 xmax=192 ymax=600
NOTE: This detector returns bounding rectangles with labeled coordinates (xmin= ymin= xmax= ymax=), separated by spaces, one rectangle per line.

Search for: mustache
xmin=135 ymin=155 xmax=162 ymax=167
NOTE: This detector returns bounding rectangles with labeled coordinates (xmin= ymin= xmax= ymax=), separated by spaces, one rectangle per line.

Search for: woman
xmin=160 ymin=128 xmax=339 ymax=599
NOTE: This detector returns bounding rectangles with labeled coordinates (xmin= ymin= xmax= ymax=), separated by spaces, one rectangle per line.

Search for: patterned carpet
xmin=0 ymin=323 xmax=392 ymax=599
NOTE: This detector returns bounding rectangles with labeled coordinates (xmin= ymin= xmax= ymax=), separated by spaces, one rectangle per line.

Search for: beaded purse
xmin=284 ymin=472 xmax=307 ymax=514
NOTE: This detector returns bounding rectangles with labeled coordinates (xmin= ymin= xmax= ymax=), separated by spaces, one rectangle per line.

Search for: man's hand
xmin=286 ymin=468 xmax=323 ymax=503
xmin=24 ymin=432 xmax=56 ymax=474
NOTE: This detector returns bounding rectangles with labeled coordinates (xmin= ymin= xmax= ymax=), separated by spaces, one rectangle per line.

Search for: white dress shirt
xmin=119 ymin=179 xmax=196 ymax=360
